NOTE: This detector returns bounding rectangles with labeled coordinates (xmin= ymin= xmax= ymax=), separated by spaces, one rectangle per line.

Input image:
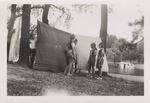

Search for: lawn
xmin=7 ymin=63 xmax=144 ymax=96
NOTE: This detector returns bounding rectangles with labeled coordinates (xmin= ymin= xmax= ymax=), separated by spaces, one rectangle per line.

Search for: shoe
xmin=97 ymin=77 xmax=102 ymax=80
xmin=90 ymin=75 xmax=94 ymax=78
xmin=63 ymin=72 xmax=67 ymax=75
xmin=67 ymin=73 xmax=72 ymax=76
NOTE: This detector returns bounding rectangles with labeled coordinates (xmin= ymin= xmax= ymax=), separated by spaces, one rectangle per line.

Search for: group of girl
xmin=64 ymin=34 xmax=104 ymax=80
xmin=88 ymin=42 xmax=104 ymax=79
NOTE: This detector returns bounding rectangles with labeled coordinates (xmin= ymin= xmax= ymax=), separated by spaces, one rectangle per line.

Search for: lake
xmin=108 ymin=63 xmax=144 ymax=76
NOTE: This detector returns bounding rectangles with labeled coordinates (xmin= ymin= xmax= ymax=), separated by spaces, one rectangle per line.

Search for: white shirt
xmin=29 ymin=39 xmax=37 ymax=49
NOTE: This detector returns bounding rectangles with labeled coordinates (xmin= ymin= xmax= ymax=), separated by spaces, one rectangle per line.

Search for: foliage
xmin=120 ymin=42 xmax=140 ymax=62
xmin=30 ymin=24 xmax=37 ymax=34
xmin=107 ymin=4 xmax=114 ymax=13
xmin=106 ymin=48 xmax=122 ymax=63
xmin=31 ymin=5 xmax=44 ymax=17
xmin=31 ymin=4 xmax=73 ymax=29
xmin=136 ymin=41 xmax=144 ymax=63
xmin=128 ymin=16 xmax=144 ymax=43
xmin=107 ymin=34 xmax=127 ymax=49
xmin=72 ymin=4 xmax=114 ymax=14
xmin=106 ymin=34 xmax=144 ymax=63
xmin=106 ymin=34 xmax=117 ymax=48
xmin=46 ymin=4 xmax=73 ymax=29
xmin=72 ymin=4 xmax=97 ymax=13
xmin=106 ymin=35 xmax=126 ymax=63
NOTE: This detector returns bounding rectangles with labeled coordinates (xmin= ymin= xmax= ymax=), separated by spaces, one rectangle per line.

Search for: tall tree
xmin=18 ymin=4 xmax=31 ymax=65
xmin=42 ymin=5 xmax=50 ymax=24
xmin=100 ymin=4 xmax=108 ymax=53
xmin=72 ymin=4 xmax=97 ymax=13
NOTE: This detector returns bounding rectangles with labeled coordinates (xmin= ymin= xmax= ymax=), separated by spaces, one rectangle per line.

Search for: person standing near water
xmin=96 ymin=42 xmax=104 ymax=80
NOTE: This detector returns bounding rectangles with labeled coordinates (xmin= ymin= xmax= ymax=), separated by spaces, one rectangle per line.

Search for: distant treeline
xmin=106 ymin=34 xmax=144 ymax=64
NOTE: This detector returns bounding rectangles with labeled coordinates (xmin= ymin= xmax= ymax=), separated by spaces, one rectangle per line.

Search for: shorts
xmin=67 ymin=51 xmax=74 ymax=63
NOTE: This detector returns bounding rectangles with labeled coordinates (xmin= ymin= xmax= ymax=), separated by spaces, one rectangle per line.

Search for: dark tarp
xmin=33 ymin=21 xmax=109 ymax=73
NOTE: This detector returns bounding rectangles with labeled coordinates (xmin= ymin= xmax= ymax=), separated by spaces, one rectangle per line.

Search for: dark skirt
xmin=96 ymin=59 xmax=103 ymax=68
xmin=88 ymin=56 xmax=96 ymax=66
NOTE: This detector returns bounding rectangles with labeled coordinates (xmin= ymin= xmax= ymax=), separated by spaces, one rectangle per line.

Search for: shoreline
xmin=108 ymin=73 xmax=144 ymax=82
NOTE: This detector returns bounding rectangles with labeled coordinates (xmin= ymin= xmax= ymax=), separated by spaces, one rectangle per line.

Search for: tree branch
xmin=50 ymin=4 xmax=68 ymax=15
xmin=31 ymin=6 xmax=44 ymax=9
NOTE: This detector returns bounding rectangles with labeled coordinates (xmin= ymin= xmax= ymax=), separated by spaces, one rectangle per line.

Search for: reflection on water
xmin=108 ymin=65 xmax=144 ymax=76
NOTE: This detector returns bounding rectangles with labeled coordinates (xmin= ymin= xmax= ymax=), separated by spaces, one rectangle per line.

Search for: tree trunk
xmin=42 ymin=4 xmax=50 ymax=24
xmin=100 ymin=4 xmax=108 ymax=53
xmin=7 ymin=4 xmax=17 ymax=60
xmin=18 ymin=4 xmax=31 ymax=65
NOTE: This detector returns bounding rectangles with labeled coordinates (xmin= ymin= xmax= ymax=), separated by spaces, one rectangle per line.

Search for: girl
xmin=28 ymin=33 xmax=37 ymax=68
xmin=88 ymin=43 xmax=97 ymax=75
xmin=96 ymin=42 xmax=104 ymax=80
xmin=64 ymin=34 xmax=77 ymax=76
xmin=72 ymin=39 xmax=79 ymax=74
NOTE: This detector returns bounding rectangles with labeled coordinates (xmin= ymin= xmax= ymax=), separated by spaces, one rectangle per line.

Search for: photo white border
xmin=0 ymin=0 xmax=150 ymax=103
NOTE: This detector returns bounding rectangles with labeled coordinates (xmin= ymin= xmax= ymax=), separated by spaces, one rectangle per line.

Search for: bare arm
xmin=102 ymin=49 xmax=104 ymax=57
xmin=71 ymin=42 xmax=76 ymax=59
xmin=94 ymin=49 xmax=97 ymax=56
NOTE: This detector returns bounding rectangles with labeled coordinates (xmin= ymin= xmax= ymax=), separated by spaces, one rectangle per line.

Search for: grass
xmin=7 ymin=63 xmax=144 ymax=96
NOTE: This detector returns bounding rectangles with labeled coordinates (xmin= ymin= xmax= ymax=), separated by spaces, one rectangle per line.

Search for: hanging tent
xmin=8 ymin=18 xmax=21 ymax=63
xmin=33 ymin=21 xmax=109 ymax=73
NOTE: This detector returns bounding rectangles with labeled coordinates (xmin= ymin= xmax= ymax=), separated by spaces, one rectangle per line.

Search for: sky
xmin=40 ymin=4 xmax=144 ymax=42
xmin=107 ymin=4 xmax=143 ymax=42
xmin=9 ymin=4 xmax=144 ymax=42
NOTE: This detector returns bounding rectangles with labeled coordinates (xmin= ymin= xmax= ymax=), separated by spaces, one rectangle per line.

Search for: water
xmin=108 ymin=65 xmax=144 ymax=76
